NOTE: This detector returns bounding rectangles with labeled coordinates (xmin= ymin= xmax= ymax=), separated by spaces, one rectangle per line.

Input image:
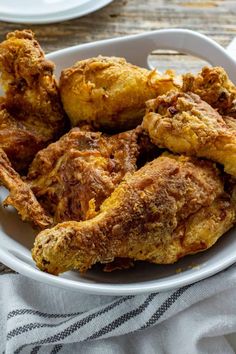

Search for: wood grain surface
xmin=0 ymin=0 xmax=236 ymax=274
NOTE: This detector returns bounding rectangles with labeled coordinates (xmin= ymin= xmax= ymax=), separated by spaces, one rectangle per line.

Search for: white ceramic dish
xmin=0 ymin=29 xmax=236 ymax=295
xmin=0 ymin=0 xmax=113 ymax=24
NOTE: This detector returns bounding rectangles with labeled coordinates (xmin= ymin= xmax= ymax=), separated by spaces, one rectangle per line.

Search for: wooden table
xmin=0 ymin=0 xmax=236 ymax=274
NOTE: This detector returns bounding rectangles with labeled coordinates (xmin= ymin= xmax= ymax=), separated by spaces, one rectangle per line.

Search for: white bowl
xmin=1 ymin=29 xmax=236 ymax=295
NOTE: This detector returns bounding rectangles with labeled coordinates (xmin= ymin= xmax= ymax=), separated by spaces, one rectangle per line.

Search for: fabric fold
xmin=0 ymin=265 xmax=236 ymax=353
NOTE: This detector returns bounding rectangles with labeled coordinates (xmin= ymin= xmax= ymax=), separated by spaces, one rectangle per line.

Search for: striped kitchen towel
xmin=1 ymin=264 xmax=236 ymax=354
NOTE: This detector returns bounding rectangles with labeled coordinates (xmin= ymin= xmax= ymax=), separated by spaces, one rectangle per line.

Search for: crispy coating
xmin=23 ymin=127 xmax=142 ymax=224
xmin=182 ymin=66 xmax=236 ymax=117
xmin=0 ymin=37 xmax=235 ymax=275
xmin=32 ymin=154 xmax=236 ymax=275
xmin=223 ymin=115 xmax=236 ymax=131
xmin=0 ymin=149 xmax=52 ymax=228
xmin=0 ymin=30 xmax=66 ymax=172
xmin=59 ymin=56 xmax=180 ymax=131
xmin=142 ymin=91 xmax=236 ymax=177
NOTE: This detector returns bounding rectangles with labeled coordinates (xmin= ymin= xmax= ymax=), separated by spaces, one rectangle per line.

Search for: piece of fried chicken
xmin=27 ymin=127 xmax=143 ymax=223
xmin=1 ymin=127 xmax=147 ymax=226
xmin=182 ymin=66 xmax=236 ymax=117
xmin=142 ymin=91 xmax=236 ymax=177
xmin=0 ymin=30 xmax=66 ymax=172
xmin=0 ymin=149 xmax=52 ymax=228
xmin=32 ymin=154 xmax=236 ymax=275
xmin=59 ymin=56 xmax=180 ymax=132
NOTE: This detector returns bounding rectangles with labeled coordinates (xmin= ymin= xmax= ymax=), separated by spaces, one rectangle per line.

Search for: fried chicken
xmin=0 ymin=30 xmax=66 ymax=172
xmin=32 ymin=154 xmax=236 ymax=275
xmin=59 ymin=56 xmax=180 ymax=132
xmin=142 ymin=91 xmax=236 ymax=177
xmin=1 ymin=127 xmax=144 ymax=226
xmin=0 ymin=149 xmax=52 ymax=228
xmin=1 ymin=37 xmax=235 ymax=276
xmin=223 ymin=115 xmax=236 ymax=131
xmin=182 ymin=66 xmax=236 ymax=117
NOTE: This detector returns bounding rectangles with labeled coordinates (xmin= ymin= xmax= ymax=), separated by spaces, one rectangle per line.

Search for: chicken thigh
xmin=59 ymin=56 xmax=180 ymax=132
xmin=0 ymin=127 xmax=145 ymax=226
xmin=142 ymin=91 xmax=236 ymax=177
xmin=0 ymin=30 xmax=66 ymax=172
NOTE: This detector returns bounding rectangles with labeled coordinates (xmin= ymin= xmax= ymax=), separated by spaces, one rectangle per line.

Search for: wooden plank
xmin=148 ymin=53 xmax=209 ymax=74
xmin=0 ymin=0 xmax=235 ymax=52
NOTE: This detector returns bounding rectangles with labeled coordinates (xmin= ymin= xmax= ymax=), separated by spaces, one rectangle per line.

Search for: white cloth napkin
xmin=0 ymin=265 xmax=236 ymax=354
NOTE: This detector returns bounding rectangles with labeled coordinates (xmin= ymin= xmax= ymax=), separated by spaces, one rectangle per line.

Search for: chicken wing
xmin=59 ymin=56 xmax=180 ymax=132
xmin=1 ymin=127 xmax=146 ymax=226
xmin=0 ymin=149 xmax=52 ymax=228
xmin=0 ymin=30 xmax=66 ymax=172
xmin=142 ymin=91 xmax=236 ymax=177
xmin=32 ymin=154 xmax=236 ymax=275
xmin=182 ymin=66 xmax=236 ymax=117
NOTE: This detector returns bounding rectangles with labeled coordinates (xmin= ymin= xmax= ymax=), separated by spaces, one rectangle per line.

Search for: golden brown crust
xmin=0 ymin=29 xmax=66 ymax=172
xmin=0 ymin=37 xmax=235 ymax=275
xmin=182 ymin=66 xmax=236 ymax=116
xmin=0 ymin=103 xmax=48 ymax=172
xmin=25 ymin=127 xmax=142 ymax=223
xmin=32 ymin=154 xmax=235 ymax=275
xmin=0 ymin=149 xmax=52 ymax=228
xmin=223 ymin=115 xmax=236 ymax=131
xmin=142 ymin=91 xmax=236 ymax=177
xmin=59 ymin=56 xmax=180 ymax=132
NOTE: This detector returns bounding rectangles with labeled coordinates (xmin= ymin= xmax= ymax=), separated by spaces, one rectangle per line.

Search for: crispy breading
xmin=0 ymin=30 xmax=66 ymax=172
xmin=32 ymin=154 xmax=236 ymax=275
xmin=223 ymin=115 xmax=236 ymax=131
xmin=8 ymin=127 xmax=142 ymax=224
xmin=142 ymin=91 xmax=236 ymax=177
xmin=0 ymin=35 xmax=235 ymax=276
xmin=59 ymin=56 xmax=180 ymax=131
xmin=182 ymin=66 xmax=236 ymax=116
xmin=0 ymin=149 xmax=52 ymax=228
